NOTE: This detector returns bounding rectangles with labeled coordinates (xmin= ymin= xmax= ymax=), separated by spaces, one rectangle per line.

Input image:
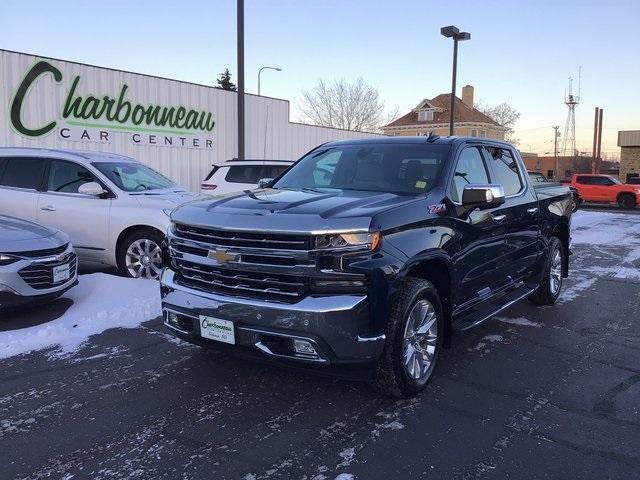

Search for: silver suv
xmin=0 ymin=215 xmax=77 ymax=308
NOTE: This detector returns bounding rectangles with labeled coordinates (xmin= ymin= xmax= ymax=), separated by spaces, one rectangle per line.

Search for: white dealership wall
xmin=0 ymin=49 xmax=378 ymax=191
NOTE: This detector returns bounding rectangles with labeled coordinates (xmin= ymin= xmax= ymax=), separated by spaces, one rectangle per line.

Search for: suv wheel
xmin=618 ymin=194 xmax=636 ymax=210
xmin=529 ymin=237 xmax=564 ymax=305
xmin=117 ymin=229 xmax=164 ymax=279
xmin=372 ymin=278 xmax=443 ymax=398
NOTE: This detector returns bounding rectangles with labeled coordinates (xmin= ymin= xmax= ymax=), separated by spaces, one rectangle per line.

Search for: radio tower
xmin=561 ymin=69 xmax=580 ymax=157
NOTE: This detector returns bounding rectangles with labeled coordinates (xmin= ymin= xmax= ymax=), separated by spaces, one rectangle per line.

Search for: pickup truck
xmin=563 ymin=173 xmax=640 ymax=209
xmin=528 ymin=171 xmax=581 ymax=212
xmin=161 ymin=136 xmax=572 ymax=397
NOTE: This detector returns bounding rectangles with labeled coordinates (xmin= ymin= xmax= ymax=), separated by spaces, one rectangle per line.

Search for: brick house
xmin=618 ymin=130 xmax=640 ymax=182
xmin=382 ymin=85 xmax=508 ymax=139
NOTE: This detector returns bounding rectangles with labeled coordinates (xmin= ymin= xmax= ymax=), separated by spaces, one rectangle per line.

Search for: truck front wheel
xmin=372 ymin=278 xmax=443 ymax=398
xmin=618 ymin=194 xmax=636 ymax=210
xmin=529 ymin=237 xmax=564 ymax=305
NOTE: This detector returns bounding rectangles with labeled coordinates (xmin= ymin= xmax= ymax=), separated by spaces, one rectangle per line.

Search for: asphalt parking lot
xmin=1 ymin=210 xmax=639 ymax=480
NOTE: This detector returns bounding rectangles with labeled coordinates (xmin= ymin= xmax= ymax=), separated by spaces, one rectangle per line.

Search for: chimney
xmin=462 ymin=85 xmax=474 ymax=108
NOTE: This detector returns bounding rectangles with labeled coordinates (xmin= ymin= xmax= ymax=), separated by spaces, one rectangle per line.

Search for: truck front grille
xmin=174 ymin=259 xmax=307 ymax=302
xmin=18 ymin=253 xmax=77 ymax=290
xmin=173 ymin=224 xmax=311 ymax=251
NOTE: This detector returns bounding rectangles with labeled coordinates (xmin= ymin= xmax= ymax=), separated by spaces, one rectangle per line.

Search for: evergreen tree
xmin=216 ymin=69 xmax=236 ymax=91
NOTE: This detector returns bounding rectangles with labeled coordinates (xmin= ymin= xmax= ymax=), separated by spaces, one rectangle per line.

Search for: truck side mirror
xmin=461 ymin=184 xmax=505 ymax=210
xmin=257 ymin=178 xmax=274 ymax=189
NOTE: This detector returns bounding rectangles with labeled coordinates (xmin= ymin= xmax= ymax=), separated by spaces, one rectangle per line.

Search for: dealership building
xmin=0 ymin=49 xmax=376 ymax=191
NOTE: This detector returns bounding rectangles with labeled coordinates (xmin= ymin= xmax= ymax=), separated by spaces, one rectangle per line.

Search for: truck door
xmin=448 ymin=146 xmax=510 ymax=307
xmin=484 ymin=146 xmax=542 ymax=283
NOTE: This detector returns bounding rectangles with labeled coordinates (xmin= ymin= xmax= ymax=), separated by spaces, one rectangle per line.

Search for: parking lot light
xmin=440 ymin=25 xmax=471 ymax=136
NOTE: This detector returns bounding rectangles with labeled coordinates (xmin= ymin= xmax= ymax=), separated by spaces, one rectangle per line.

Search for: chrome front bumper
xmin=160 ymin=269 xmax=386 ymax=364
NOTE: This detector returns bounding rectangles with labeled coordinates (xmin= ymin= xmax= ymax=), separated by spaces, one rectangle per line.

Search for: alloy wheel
xmin=125 ymin=238 xmax=163 ymax=279
xmin=402 ymin=299 xmax=438 ymax=384
xmin=550 ymin=248 xmax=562 ymax=296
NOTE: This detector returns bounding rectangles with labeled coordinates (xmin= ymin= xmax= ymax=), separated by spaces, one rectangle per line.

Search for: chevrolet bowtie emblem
xmin=208 ymin=248 xmax=239 ymax=264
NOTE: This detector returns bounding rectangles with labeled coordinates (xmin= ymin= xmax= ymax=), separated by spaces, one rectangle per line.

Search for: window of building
xmin=485 ymin=147 xmax=523 ymax=196
xmin=479 ymin=130 xmax=487 ymax=138
xmin=471 ymin=129 xmax=478 ymax=137
xmin=417 ymin=110 xmax=434 ymax=121
xmin=0 ymin=157 xmax=46 ymax=190
xmin=547 ymin=170 xmax=554 ymax=179
xmin=449 ymin=147 xmax=490 ymax=203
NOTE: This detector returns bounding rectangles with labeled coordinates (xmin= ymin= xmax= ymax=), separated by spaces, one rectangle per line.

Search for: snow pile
xmin=571 ymin=211 xmax=640 ymax=247
xmin=0 ymin=273 xmax=161 ymax=359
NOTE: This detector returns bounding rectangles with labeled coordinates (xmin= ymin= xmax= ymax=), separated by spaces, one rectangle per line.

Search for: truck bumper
xmin=159 ymin=269 xmax=386 ymax=366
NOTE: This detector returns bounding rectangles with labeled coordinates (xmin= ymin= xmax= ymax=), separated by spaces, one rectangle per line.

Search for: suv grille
xmin=174 ymin=259 xmax=307 ymax=302
xmin=19 ymin=253 xmax=77 ymax=290
xmin=173 ymin=224 xmax=311 ymax=251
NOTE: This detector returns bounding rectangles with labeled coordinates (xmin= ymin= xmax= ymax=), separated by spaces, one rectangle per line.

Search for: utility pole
xmin=553 ymin=125 xmax=560 ymax=178
xmin=237 ymin=0 xmax=245 ymax=160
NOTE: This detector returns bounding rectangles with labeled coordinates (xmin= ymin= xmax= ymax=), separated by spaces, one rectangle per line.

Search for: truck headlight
xmin=0 ymin=254 xmax=19 ymax=266
xmin=314 ymin=232 xmax=381 ymax=251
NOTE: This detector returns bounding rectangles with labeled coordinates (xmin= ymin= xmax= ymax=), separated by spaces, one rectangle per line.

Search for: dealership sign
xmin=9 ymin=61 xmax=215 ymax=149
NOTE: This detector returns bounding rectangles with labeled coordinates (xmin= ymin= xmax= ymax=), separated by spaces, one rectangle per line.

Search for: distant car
xmin=0 ymin=215 xmax=77 ymax=308
xmin=566 ymin=173 xmax=640 ymax=209
xmin=626 ymin=177 xmax=640 ymax=185
xmin=201 ymin=159 xmax=294 ymax=194
xmin=527 ymin=171 xmax=581 ymax=212
xmin=0 ymin=148 xmax=197 ymax=279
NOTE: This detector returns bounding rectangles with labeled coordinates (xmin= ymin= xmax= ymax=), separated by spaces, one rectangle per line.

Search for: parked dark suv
xmin=161 ymin=136 xmax=572 ymax=397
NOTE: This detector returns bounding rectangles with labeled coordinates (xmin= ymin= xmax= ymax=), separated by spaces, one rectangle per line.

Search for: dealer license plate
xmin=53 ymin=264 xmax=71 ymax=283
xmin=199 ymin=315 xmax=235 ymax=344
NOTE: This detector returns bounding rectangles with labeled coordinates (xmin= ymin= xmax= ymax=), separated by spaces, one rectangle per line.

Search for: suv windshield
xmin=93 ymin=162 xmax=176 ymax=192
xmin=273 ymin=143 xmax=450 ymax=194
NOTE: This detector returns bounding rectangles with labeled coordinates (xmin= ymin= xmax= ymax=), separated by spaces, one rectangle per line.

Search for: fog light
xmin=293 ymin=339 xmax=317 ymax=356
xmin=166 ymin=311 xmax=179 ymax=325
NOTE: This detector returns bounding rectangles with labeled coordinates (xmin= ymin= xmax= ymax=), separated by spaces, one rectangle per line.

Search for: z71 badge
xmin=428 ymin=203 xmax=447 ymax=215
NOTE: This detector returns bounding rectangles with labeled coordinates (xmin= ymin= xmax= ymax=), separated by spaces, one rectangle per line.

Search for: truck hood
xmin=171 ymin=188 xmax=420 ymax=233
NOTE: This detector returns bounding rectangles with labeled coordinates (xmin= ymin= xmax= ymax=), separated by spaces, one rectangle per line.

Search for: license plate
xmin=53 ymin=264 xmax=71 ymax=283
xmin=199 ymin=315 xmax=235 ymax=344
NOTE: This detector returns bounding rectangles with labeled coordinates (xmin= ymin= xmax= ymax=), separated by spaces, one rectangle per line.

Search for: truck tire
xmin=372 ymin=277 xmax=443 ymax=398
xmin=117 ymin=228 xmax=165 ymax=279
xmin=618 ymin=194 xmax=636 ymax=210
xmin=529 ymin=237 xmax=564 ymax=306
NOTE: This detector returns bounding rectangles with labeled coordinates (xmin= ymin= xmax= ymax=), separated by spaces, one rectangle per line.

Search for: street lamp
xmin=440 ymin=25 xmax=470 ymax=136
xmin=258 ymin=66 xmax=282 ymax=96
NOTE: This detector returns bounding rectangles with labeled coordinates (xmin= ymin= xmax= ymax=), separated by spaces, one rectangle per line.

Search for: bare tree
xmin=299 ymin=78 xmax=387 ymax=132
xmin=476 ymin=102 xmax=521 ymax=145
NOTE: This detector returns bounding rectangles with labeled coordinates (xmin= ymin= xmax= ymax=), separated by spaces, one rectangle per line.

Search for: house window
xmin=471 ymin=129 xmax=478 ymax=137
xmin=418 ymin=110 xmax=434 ymax=121
xmin=479 ymin=130 xmax=487 ymax=138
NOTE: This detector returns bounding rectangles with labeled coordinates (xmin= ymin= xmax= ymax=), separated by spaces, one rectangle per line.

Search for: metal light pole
xmin=237 ymin=0 xmax=245 ymax=160
xmin=258 ymin=66 xmax=282 ymax=96
xmin=440 ymin=26 xmax=470 ymax=136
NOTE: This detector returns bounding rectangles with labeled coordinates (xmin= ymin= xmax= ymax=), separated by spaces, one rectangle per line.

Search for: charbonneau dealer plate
xmin=199 ymin=315 xmax=235 ymax=345
xmin=53 ymin=264 xmax=71 ymax=283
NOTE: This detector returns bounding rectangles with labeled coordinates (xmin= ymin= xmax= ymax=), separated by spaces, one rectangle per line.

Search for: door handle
xmin=40 ymin=205 xmax=56 ymax=212
xmin=491 ymin=214 xmax=507 ymax=222
xmin=527 ymin=207 xmax=539 ymax=214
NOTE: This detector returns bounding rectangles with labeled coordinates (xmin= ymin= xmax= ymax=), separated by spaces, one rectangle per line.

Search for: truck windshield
xmin=93 ymin=162 xmax=176 ymax=192
xmin=273 ymin=143 xmax=450 ymax=194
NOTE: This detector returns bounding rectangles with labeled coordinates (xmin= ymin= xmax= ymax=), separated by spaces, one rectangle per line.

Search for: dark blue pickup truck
xmin=161 ymin=136 xmax=572 ymax=397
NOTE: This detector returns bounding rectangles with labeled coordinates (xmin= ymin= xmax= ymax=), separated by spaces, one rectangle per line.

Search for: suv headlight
xmin=0 ymin=254 xmax=20 ymax=266
xmin=314 ymin=232 xmax=381 ymax=251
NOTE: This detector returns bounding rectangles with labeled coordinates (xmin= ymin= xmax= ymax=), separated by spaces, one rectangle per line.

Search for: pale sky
xmin=2 ymin=0 xmax=638 ymax=158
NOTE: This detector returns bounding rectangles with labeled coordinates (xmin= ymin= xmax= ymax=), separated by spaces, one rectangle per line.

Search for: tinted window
xmin=576 ymin=175 xmax=593 ymax=184
xmin=226 ymin=166 xmax=266 ymax=184
xmin=274 ymin=144 xmax=450 ymax=194
xmin=0 ymin=157 xmax=46 ymax=189
xmin=486 ymin=147 xmax=523 ymax=196
xmin=577 ymin=175 xmax=617 ymax=185
xmin=450 ymin=147 xmax=490 ymax=203
xmin=48 ymin=160 xmax=97 ymax=193
xmin=204 ymin=165 xmax=220 ymax=181
xmin=528 ymin=172 xmax=545 ymax=183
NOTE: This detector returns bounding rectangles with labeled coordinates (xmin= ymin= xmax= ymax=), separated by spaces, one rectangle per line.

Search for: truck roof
xmin=323 ymin=135 xmax=516 ymax=149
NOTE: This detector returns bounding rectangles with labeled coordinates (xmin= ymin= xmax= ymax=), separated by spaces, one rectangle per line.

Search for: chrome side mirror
xmin=462 ymin=184 xmax=505 ymax=210
xmin=78 ymin=181 xmax=107 ymax=196
xmin=257 ymin=178 xmax=274 ymax=189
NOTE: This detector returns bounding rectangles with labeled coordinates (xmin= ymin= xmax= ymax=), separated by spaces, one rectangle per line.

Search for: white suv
xmin=201 ymin=159 xmax=293 ymax=194
xmin=0 ymin=148 xmax=196 ymax=279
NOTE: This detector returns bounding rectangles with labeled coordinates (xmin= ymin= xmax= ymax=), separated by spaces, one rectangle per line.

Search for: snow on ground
xmin=571 ymin=210 xmax=640 ymax=247
xmin=0 ymin=273 xmax=161 ymax=359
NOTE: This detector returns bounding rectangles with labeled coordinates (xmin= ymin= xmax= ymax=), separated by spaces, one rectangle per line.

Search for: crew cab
xmin=161 ymin=136 xmax=572 ymax=397
xmin=565 ymin=174 xmax=640 ymax=209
